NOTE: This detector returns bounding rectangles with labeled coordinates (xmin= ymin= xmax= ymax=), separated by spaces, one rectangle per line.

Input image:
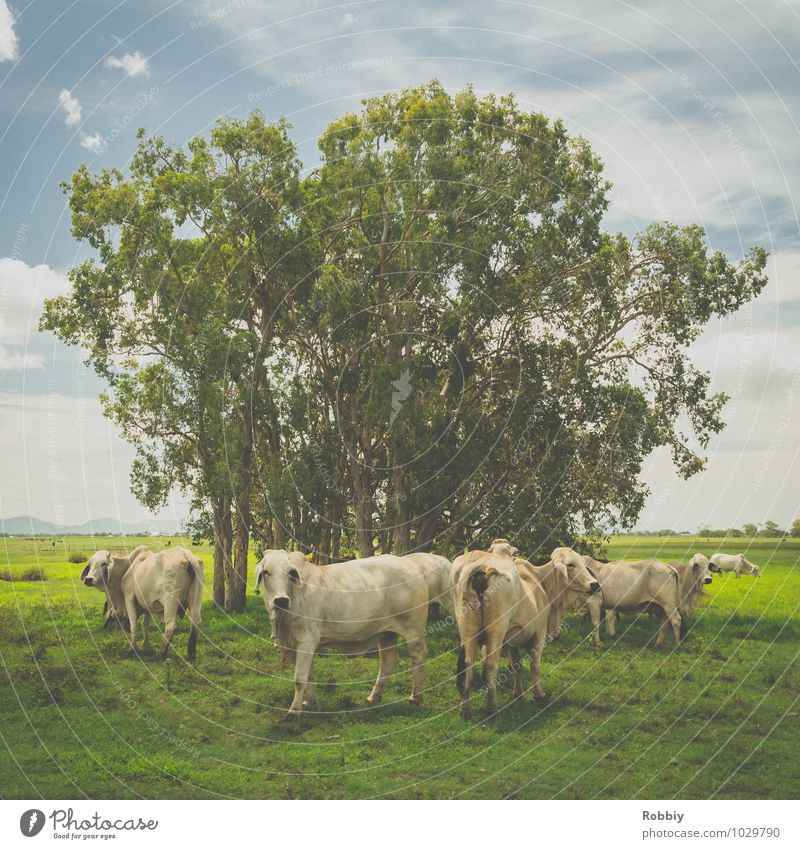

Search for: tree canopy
xmin=42 ymin=81 xmax=768 ymax=603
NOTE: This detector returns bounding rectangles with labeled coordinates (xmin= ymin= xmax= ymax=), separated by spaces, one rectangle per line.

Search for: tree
xmin=288 ymin=82 xmax=767 ymax=557
xmin=759 ymin=520 xmax=782 ymax=538
xmin=790 ymin=519 xmax=800 ymax=538
xmin=744 ymin=523 xmax=758 ymax=537
xmin=41 ymin=113 xmax=309 ymax=612
xmin=44 ymin=82 xmax=769 ymax=576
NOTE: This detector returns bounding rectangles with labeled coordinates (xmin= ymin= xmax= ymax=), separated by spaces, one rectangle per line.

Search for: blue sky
xmin=1 ymin=0 xmax=799 ymax=531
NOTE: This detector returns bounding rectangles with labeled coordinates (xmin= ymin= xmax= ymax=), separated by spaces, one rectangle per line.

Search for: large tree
xmin=44 ymin=82 xmax=768 ymax=578
xmin=41 ymin=113 xmax=309 ymax=611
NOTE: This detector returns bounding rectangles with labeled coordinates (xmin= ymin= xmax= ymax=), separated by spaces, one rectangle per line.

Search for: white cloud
xmin=0 ymin=257 xmax=70 ymax=348
xmin=80 ymin=131 xmax=106 ymax=154
xmin=0 ymin=0 xmax=17 ymax=62
xmin=341 ymin=12 xmax=356 ymax=27
xmin=105 ymin=50 xmax=149 ymax=77
xmin=58 ymin=88 xmax=82 ymax=127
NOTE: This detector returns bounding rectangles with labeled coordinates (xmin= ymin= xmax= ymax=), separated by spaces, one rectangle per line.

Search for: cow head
xmin=708 ymin=555 xmax=721 ymax=573
xmin=489 ymin=538 xmax=519 ymax=557
xmin=740 ymin=555 xmax=760 ymax=576
xmin=254 ymin=550 xmax=306 ymax=611
xmin=550 ymin=547 xmax=601 ymax=594
xmin=689 ymin=553 xmax=713 ymax=585
xmin=82 ymin=550 xmax=112 ymax=589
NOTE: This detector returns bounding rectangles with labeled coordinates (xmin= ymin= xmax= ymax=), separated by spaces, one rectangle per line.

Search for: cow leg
xmin=655 ymin=610 xmax=668 ymax=647
xmin=126 ymin=598 xmax=139 ymax=654
xmin=670 ymin=610 xmax=683 ymax=645
xmin=459 ymin=634 xmax=478 ymax=719
xmin=510 ymin=647 xmax=523 ymax=699
xmin=287 ymin=640 xmax=316 ymax=718
xmin=605 ymin=609 xmax=617 ymax=637
xmin=404 ymin=630 xmax=427 ymax=706
xmin=156 ymin=597 xmax=179 ymax=659
xmin=484 ymin=633 xmax=502 ymax=715
xmin=303 ymin=659 xmax=316 ymax=708
xmin=141 ymin=611 xmax=152 ymax=650
xmin=530 ymin=638 xmax=545 ymax=699
xmin=591 ymin=604 xmax=601 ymax=645
xmin=367 ymin=633 xmax=398 ymax=705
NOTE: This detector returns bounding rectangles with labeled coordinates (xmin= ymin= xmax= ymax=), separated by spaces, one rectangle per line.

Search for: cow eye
xmin=263 ymin=570 xmax=270 ymax=577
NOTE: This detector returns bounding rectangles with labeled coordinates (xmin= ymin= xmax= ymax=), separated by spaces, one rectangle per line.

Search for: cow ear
xmin=254 ymin=568 xmax=263 ymax=593
xmin=80 ymin=564 xmax=90 ymax=580
xmin=288 ymin=551 xmax=306 ymax=569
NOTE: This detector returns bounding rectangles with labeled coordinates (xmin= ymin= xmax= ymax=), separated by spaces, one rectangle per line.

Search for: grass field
xmin=1 ymin=534 xmax=798 ymax=799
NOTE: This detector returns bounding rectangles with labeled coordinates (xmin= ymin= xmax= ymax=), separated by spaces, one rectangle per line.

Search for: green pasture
xmin=0 ymin=535 xmax=798 ymax=799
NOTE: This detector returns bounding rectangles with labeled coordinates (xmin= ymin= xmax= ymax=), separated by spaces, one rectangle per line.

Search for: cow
xmin=710 ymin=552 xmax=761 ymax=578
xmin=121 ymin=547 xmax=204 ymax=660
xmin=451 ymin=542 xmax=599 ymax=718
xmin=671 ymin=553 xmax=714 ymax=617
xmin=582 ymin=555 xmax=683 ymax=646
xmin=564 ymin=583 xmax=604 ymax=645
xmin=403 ymin=552 xmax=455 ymax=616
xmin=255 ymin=550 xmax=430 ymax=718
xmin=80 ymin=545 xmax=152 ymax=630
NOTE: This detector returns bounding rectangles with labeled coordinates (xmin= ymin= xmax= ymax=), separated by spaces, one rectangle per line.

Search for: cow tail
xmin=456 ymin=646 xmax=467 ymax=695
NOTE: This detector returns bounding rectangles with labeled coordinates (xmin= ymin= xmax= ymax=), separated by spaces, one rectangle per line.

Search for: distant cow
xmin=122 ymin=547 xmax=204 ymax=660
xmin=451 ymin=543 xmax=599 ymax=718
xmin=403 ymin=552 xmax=455 ymax=616
xmin=710 ymin=552 xmax=761 ymax=578
xmin=583 ymin=556 xmax=683 ymax=646
xmin=255 ymin=551 xmax=429 ymax=718
xmin=81 ymin=545 xmax=152 ymax=629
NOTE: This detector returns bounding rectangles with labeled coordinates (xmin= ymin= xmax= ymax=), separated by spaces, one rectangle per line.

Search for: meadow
xmin=0 ymin=534 xmax=797 ymax=799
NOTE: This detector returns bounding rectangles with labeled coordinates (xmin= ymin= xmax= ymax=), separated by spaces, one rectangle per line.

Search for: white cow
xmin=710 ymin=552 xmax=761 ymax=578
xmin=121 ymin=547 xmax=204 ymax=659
xmin=402 ymin=552 xmax=455 ymax=616
xmin=81 ymin=545 xmax=152 ymax=629
xmin=451 ymin=543 xmax=599 ymax=717
xmin=672 ymin=554 xmax=715 ymax=616
xmin=255 ymin=550 xmax=430 ymax=718
xmin=583 ymin=556 xmax=684 ymax=646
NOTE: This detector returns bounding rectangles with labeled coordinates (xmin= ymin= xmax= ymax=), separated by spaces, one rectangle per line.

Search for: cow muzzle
xmin=273 ymin=596 xmax=290 ymax=611
xmin=589 ymin=581 xmax=600 ymax=593
xmin=703 ymin=576 xmax=712 ymax=584
xmin=84 ymin=577 xmax=94 ymax=587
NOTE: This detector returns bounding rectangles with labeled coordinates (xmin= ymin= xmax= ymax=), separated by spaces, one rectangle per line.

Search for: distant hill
xmin=0 ymin=515 xmax=183 ymax=536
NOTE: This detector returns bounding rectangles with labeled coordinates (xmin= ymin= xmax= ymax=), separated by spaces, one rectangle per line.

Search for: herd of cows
xmin=79 ymin=542 xmax=761 ymax=719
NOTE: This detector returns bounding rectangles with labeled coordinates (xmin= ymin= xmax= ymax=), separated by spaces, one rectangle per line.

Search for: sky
xmin=0 ymin=0 xmax=799 ymax=532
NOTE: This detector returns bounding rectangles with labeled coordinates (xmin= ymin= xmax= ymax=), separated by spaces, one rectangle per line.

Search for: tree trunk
xmin=212 ymin=497 xmax=232 ymax=608
xmin=392 ymin=466 xmax=412 ymax=554
xmin=353 ymin=471 xmax=375 ymax=557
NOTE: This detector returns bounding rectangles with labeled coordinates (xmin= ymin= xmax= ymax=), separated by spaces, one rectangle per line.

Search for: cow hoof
xmin=459 ymin=708 xmax=472 ymax=720
xmin=187 ymin=653 xmax=197 ymax=663
xmin=407 ymin=695 xmax=422 ymax=707
xmin=366 ymin=695 xmax=382 ymax=705
xmin=283 ymin=710 xmax=301 ymax=722
xmin=533 ymin=691 xmax=546 ymax=701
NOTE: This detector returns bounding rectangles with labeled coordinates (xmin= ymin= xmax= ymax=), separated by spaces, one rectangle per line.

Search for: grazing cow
xmin=671 ymin=554 xmax=714 ymax=617
xmin=583 ymin=556 xmax=683 ymax=646
xmin=403 ymin=552 xmax=455 ymax=616
xmin=710 ymin=552 xmax=761 ymax=578
xmin=80 ymin=545 xmax=152 ymax=629
xmin=122 ymin=547 xmax=204 ymax=660
xmin=565 ymin=583 xmax=605 ymax=645
xmin=452 ymin=543 xmax=599 ymax=718
xmin=255 ymin=550 xmax=429 ymax=718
